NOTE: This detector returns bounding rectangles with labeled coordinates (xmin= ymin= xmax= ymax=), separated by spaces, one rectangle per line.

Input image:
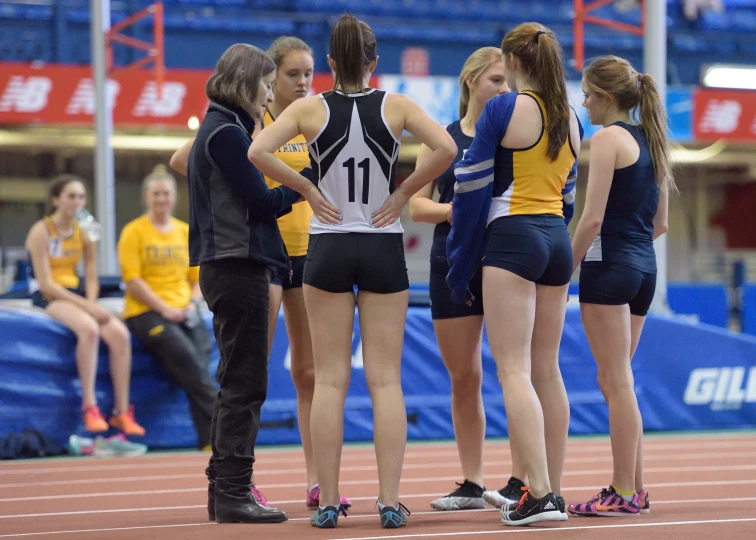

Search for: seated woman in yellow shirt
xmin=25 ymin=175 xmax=144 ymax=435
xmin=118 ymin=165 xmax=216 ymax=449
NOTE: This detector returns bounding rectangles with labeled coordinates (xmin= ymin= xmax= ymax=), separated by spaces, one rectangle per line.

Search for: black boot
xmin=214 ymin=477 xmax=287 ymax=524
xmin=205 ymin=466 xmax=216 ymax=522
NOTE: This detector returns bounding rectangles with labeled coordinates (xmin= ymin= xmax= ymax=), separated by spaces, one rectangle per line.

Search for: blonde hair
xmin=267 ymin=36 xmax=313 ymax=68
xmin=142 ymin=164 xmax=176 ymax=195
xmin=458 ymin=47 xmax=503 ymax=118
xmin=501 ymin=23 xmax=570 ymax=162
xmin=583 ymin=55 xmax=676 ymax=192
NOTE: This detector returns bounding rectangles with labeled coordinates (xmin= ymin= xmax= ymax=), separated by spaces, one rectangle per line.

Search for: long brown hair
xmin=329 ymin=14 xmax=377 ymax=92
xmin=501 ymin=23 xmax=570 ymax=162
xmin=47 ymin=174 xmax=85 ymax=215
xmin=583 ymin=55 xmax=675 ymax=192
xmin=205 ymin=43 xmax=275 ymax=114
xmin=458 ymin=47 xmax=503 ymax=118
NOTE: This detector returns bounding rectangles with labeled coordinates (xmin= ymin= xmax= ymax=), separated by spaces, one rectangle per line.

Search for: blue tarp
xmin=1 ymin=303 xmax=755 ymax=450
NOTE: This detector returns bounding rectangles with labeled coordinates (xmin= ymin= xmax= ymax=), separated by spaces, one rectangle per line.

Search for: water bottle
xmin=75 ymin=209 xmax=103 ymax=242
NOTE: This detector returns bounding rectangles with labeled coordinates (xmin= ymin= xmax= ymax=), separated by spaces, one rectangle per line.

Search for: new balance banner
xmin=0 ymin=62 xmax=340 ymax=128
xmin=693 ymin=87 xmax=756 ymax=142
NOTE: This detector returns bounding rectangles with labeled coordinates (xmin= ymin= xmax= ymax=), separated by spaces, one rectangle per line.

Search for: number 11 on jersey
xmin=343 ymin=157 xmax=370 ymax=204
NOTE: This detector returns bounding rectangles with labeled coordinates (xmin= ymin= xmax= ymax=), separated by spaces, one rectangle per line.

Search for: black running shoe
xmin=501 ymin=491 xmax=563 ymax=526
xmin=503 ymin=492 xmax=567 ymax=521
xmin=483 ymin=476 xmax=527 ymax=508
xmin=556 ymin=495 xmax=568 ymax=521
xmin=430 ymin=480 xmax=486 ymax=511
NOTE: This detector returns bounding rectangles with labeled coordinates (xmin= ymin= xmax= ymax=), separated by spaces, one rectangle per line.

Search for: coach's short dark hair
xmin=205 ymin=44 xmax=276 ymax=113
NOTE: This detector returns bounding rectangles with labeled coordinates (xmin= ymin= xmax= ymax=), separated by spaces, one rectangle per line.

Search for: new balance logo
xmin=132 ymin=81 xmax=187 ymax=117
xmin=698 ymin=99 xmax=742 ymax=134
xmin=0 ymin=76 xmax=52 ymax=113
xmin=65 ymin=79 xmax=121 ymax=115
xmin=543 ymin=501 xmax=556 ymax=510
xmin=683 ymin=367 xmax=756 ymax=410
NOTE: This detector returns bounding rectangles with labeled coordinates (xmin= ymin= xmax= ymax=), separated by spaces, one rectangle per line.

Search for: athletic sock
xmin=612 ymin=485 xmax=636 ymax=502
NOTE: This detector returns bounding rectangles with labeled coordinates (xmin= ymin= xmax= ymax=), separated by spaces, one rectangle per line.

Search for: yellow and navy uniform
xmin=262 ymin=107 xmax=313 ymax=258
xmin=29 ymin=217 xmax=84 ymax=307
xmin=117 ymin=215 xmax=198 ymax=320
xmin=447 ymin=91 xmax=583 ymax=300
xmin=487 ymin=91 xmax=577 ymax=223
xmin=43 ymin=216 xmax=83 ymax=289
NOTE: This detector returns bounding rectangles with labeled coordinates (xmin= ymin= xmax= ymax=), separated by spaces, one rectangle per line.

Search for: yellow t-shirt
xmin=117 ymin=215 xmax=199 ymax=319
xmin=262 ymin=107 xmax=313 ymax=256
xmin=42 ymin=216 xmax=83 ymax=290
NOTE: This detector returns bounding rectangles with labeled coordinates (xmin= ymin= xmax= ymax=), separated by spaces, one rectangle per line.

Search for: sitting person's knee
xmin=78 ymin=318 xmax=100 ymax=344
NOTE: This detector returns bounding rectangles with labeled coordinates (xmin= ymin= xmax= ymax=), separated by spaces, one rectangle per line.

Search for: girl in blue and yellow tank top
xmin=25 ymin=175 xmax=144 ymax=436
xmin=567 ymin=55 xmax=674 ymax=518
xmin=447 ymin=23 xmax=583 ymax=526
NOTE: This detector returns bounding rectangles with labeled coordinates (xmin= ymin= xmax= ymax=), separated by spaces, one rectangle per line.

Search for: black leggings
xmin=126 ymin=310 xmax=216 ymax=448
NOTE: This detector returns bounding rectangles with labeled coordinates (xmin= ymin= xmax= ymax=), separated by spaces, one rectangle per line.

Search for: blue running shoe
xmin=380 ymin=502 xmax=411 ymax=529
xmin=310 ymin=504 xmax=347 ymax=528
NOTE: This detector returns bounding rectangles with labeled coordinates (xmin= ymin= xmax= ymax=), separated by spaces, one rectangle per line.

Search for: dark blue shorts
xmin=579 ymin=263 xmax=657 ymax=316
xmin=429 ymin=234 xmax=483 ymax=320
xmin=270 ymin=255 xmax=306 ymax=290
xmin=31 ymin=287 xmax=84 ymax=309
xmin=483 ymin=215 xmax=572 ymax=287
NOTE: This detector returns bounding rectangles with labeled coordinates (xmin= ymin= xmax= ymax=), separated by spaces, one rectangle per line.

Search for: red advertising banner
xmin=0 ymin=63 xmax=342 ymax=129
xmin=693 ymin=87 xmax=756 ymax=142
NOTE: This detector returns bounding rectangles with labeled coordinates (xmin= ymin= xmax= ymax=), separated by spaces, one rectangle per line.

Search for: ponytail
xmin=501 ymin=24 xmax=570 ymax=162
xmin=638 ymin=74 xmax=676 ymax=192
xmin=583 ymin=56 xmax=677 ymax=193
xmin=532 ymin=33 xmax=570 ymax=161
xmin=329 ymin=14 xmax=377 ymax=93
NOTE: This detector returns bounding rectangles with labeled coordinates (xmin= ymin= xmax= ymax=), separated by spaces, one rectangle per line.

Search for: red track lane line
xmin=4 ymin=495 xmax=756 ymax=520
xmin=1 ymin=434 xmax=754 ymax=470
xmin=4 ymin=477 xmax=756 ymax=504
xmin=327 ymin=518 xmax=756 ymax=540
xmin=5 ymin=463 xmax=756 ymax=490
xmin=2 ymin=513 xmax=756 ymax=538
xmin=0 ymin=523 xmax=213 ymax=538
xmin=4 ymin=449 xmax=755 ymax=477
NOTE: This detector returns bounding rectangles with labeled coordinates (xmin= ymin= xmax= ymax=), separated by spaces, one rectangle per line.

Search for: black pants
xmin=126 ymin=310 xmax=216 ymax=448
xmin=199 ymin=257 xmax=271 ymax=490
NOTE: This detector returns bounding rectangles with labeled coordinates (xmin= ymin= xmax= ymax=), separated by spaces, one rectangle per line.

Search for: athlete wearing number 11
xmin=249 ymin=14 xmax=456 ymax=530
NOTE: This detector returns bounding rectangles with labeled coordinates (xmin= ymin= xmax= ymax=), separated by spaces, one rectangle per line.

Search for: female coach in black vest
xmin=187 ymin=43 xmax=328 ymax=524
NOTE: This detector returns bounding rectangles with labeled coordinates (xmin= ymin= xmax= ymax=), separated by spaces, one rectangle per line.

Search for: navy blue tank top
xmin=434 ymin=120 xmax=474 ymax=238
xmin=583 ymin=122 xmax=659 ymax=272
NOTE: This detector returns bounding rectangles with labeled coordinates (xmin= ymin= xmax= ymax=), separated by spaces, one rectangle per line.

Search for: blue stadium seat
xmin=671 ymin=32 xmax=739 ymax=54
xmin=370 ymin=22 xmax=498 ymax=44
xmin=0 ymin=4 xmax=52 ymax=21
xmin=164 ymin=14 xmax=295 ymax=33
